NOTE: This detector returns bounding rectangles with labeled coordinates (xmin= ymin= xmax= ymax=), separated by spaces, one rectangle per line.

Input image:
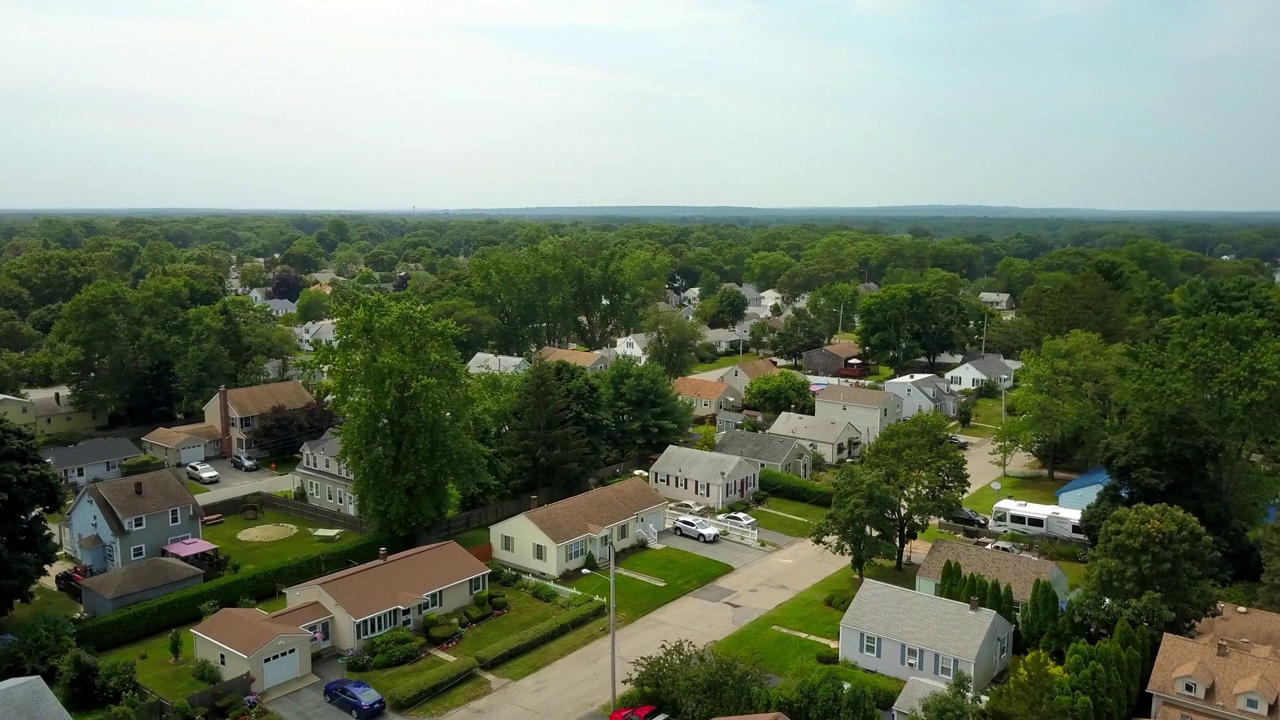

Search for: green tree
xmin=1259 ymin=522 xmax=1280 ymax=612
xmin=857 ymin=284 xmax=920 ymax=370
xmin=986 ymin=651 xmax=1067 ymax=720
xmin=248 ymin=401 xmax=336 ymax=456
xmin=168 ymin=628 xmax=183 ymax=662
xmin=773 ymin=308 xmax=825 ymax=362
xmin=624 ymin=639 xmax=773 ymax=720
xmin=57 ymin=649 xmax=101 ymax=709
xmin=1019 ymin=578 xmax=1062 ymax=651
xmin=318 ymin=294 xmax=488 ymax=537
xmin=694 ymin=425 xmax=717 ymax=451
xmin=811 ymin=466 xmax=895 ymax=579
xmin=506 ymin=361 xmax=596 ymax=492
xmin=238 ymin=262 xmax=269 ymax=289
xmin=747 ymin=321 xmax=776 ymax=353
xmin=0 ymin=417 xmax=64 ymax=616
xmin=695 ymin=286 xmax=748 ymax=329
xmin=912 ymin=671 xmax=984 ymax=720
xmin=294 ymin=287 xmax=331 ymax=322
xmin=744 ymin=251 xmax=797 ymax=291
xmin=599 ymin=358 xmax=691 ymax=462
xmin=773 ymin=666 xmax=878 ymax=720
xmin=364 ymin=248 xmax=398 ymax=272
xmin=743 ymin=372 xmax=814 ymax=415
xmin=278 ymin=236 xmax=325 ymax=274
xmin=645 ymin=310 xmax=703 ymax=378
xmin=7 ymin=612 xmax=75 ymax=679
xmin=271 ymin=267 xmax=305 ymax=303
xmin=806 ymin=282 xmax=861 ymax=341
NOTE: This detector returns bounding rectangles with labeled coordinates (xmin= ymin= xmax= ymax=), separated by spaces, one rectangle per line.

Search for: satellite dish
xmin=990 ymin=480 xmax=1002 ymax=491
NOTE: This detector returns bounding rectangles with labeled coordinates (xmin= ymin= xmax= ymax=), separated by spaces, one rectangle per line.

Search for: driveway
xmin=962 ymin=438 xmax=1038 ymax=495
xmin=657 ymin=529 xmax=769 ymax=568
xmin=205 ymin=458 xmax=270 ymax=489
xmin=269 ymin=658 xmax=408 ymax=720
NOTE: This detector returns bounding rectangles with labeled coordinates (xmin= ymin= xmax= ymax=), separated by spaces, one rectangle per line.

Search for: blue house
xmin=1055 ymin=467 xmax=1111 ymax=511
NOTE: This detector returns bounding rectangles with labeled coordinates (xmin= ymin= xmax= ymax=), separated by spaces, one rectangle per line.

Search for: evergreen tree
xmin=985 ymin=579 xmax=1004 ymax=613
xmin=1000 ymin=583 xmax=1017 ymax=625
xmin=960 ymin=574 xmax=976 ymax=604
xmin=939 ymin=560 xmax=956 ymax=598
xmin=506 ymin=360 xmax=595 ymax=492
xmin=973 ymin=576 xmax=990 ymax=607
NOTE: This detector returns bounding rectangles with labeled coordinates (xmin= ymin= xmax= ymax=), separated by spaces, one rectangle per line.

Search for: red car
xmin=609 ymin=707 xmax=671 ymax=720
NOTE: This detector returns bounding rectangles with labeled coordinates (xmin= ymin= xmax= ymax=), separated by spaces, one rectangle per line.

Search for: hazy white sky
xmin=1 ymin=0 xmax=1277 ymax=210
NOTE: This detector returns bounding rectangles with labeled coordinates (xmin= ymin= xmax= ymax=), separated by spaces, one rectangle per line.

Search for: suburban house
xmin=689 ymin=358 xmax=781 ymax=394
xmin=977 ymin=292 xmax=1015 ymax=311
xmin=489 ymin=478 xmax=667 ymax=578
xmin=0 ymin=393 xmax=36 ymax=434
xmin=23 ymin=386 xmax=106 ymax=438
xmin=141 ymin=423 xmax=223 ymax=466
xmin=766 ymin=412 xmax=861 ymax=463
xmin=714 ymin=430 xmax=810 ymax=478
xmin=296 ymin=429 xmax=357 ymax=516
xmin=294 ymin=320 xmax=337 ymax=352
xmin=204 ymin=380 xmax=316 ymax=457
xmin=891 ymin=677 xmax=949 ymax=720
xmin=802 ymin=342 xmax=862 ymax=377
xmin=947 ymin=355 xmax=1015 ymax=391
xmin=1055 ymin=467 xmax=1112 ymax=511
xmin=703 ymin=326 xmax=745 ymax=352
xmin=263 ymin=298 xmax=296 ymax=317
xmin=815 ymin=385 xmax=903 ymax=444
xmin=64 ymin=471 xmax=203 ymax=573
xmin=714 ymin=409 xmax=764 ymax=433
xmin=885 ymin=373 xmax=958 ymax=419
xmin=78 ymin=556 xmax=204 ymax=616
xmin=673 ymin=377 xmax=739 ymax=418
xmin=44 ymin=438 xmax=142 ymax=486
xmin=0 ymin=676 xmax=73 ymax=720
xmin=839 ymin=580 xmax=1014 ymax=691
xmin=248 ymin=287 xmax=270 ymax=304
xmin=192 ymin=606 xmax=317 ymax=693
xmin=649 ymin=446 xmax=758 ymax=510
xmin=760 ymin=288 xmax=784 ymax=312
xmin=535 ymin=346 xmax=611 ymax=372
xmin=613 ymin=333 xmax=653 ymax=365
xmin=1148 ymin=602 xmax=1280 ymax=720
xmin=467 ymin=352 xmax=530 ymax=374
xmin=916 ymin=540 xmax=1070 ymax=610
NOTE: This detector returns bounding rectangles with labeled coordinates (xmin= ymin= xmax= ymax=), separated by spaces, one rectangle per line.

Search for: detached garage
xmin=142 ymin=424 xmax=222 ymax=466
xmin=192 ymin=607 xmax=316 ymax=692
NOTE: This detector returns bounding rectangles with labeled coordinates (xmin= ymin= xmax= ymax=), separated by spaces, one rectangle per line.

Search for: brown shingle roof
xmin=821 ymin=342 xmax=861 ymax=359
xmin=289 ymin=542 xmax=488 ymax=621
xmin=737 ymin=358 xmax=780 ymax=379
xmin=225 ymin=380 xmax=314 ymax=417
xmin=1196 ymin=603 xmax=1280 ymax=650
xmin=534 ymin=347 xmax=606 ymax=368
xmin=87 ymin=471 xmax=201 ymax=535
xmin=141 ymin=427 xmax=201 ymax=449
xmin=520 ymin=478 xmax=667 ymax=545
xmin=269 ymin=600 xmax=333 ymax=628
xmin=193 ymin=608 xmax=311 ymax=657
xmin=172 ymin=423 xmax=221 ymax=441
xmin=673 ymin=377 xmax=732 ymax=401
xmin=79 ymin=557 xmax=203 ymax=600
xmin=817 ymin=385 xmax=892 ymax=407
xmin=1154 ymin=705 xmax=1216 ymax=720
xmin=1149 ymin=633 xmax=1280 ymax=715
xmin=917 ymin=540 xmax=1063 ymax=603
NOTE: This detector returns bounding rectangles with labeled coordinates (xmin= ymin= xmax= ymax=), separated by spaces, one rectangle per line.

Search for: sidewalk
xmin=196 ymin=473 xmax=295 ymax=505
xmin=443 ymin=540 xmax=848 ymax=719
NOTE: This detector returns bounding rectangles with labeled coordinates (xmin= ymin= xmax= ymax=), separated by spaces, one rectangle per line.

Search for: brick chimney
xmin=1218 ymin=639 xmax=1229 ymax=657
xmin=378 ymin=547 xmax=388 ymax=562
xmin=134 ymin=480 xmax=143 ymax=496
xmin=969 ymin=596 xmax=980 ymax=612
xmin=218 ymin=385 xmax=232 ymax=459
xmin=54 ymin=391 xmax=62 ymax=407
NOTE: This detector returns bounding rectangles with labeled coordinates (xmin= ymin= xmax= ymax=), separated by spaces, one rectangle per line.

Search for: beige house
xmin=141 ymin=424 xmax=222 ymax=466
xmin=672 ymin=377 xmax=739 ymax=419
xmin=688 ymin=358 xmax=783 ymax=394
xmin=767 ymin=412 xmax=861 ymax=463
xmin=191 ymin=607 xmax=317 ymax=693
xmin=22 ymin=386 xmax=106 ymax=438
xmin=815 ymin=385 xmax=902 ymax=444
xmin=489 ymin=479 xmax=667 ymax=578
xmin=534 ymin=346 xmax=611 ymax=372
xmin=0 ymin=393 xmax=37 ymax=435
xmin=203 ymin=381 xmax=316 ymax=457
xmin=649 ymin=446 xmax=758 ymax=510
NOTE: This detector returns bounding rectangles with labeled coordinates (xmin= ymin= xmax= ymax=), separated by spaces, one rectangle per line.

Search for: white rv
xmin=990 ymin=499 xmax=1086 ymax=542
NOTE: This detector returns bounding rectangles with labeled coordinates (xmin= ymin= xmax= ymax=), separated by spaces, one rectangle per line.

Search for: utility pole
xmin=981 ymin=314 xmax=988 ymax=355
xmin=838 ymin=301 xmax=844 ymax=338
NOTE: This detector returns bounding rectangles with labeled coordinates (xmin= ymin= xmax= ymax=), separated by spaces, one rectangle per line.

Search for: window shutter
xmin=859 ymin=632 xmax=865 ymax=653
xmin=934 ymin=653 xmax=940 ymax=676
xmin=876 ymin=638 xmax=882 ymax=659
xmin=900 ymin=644 xmax=907 ymax=666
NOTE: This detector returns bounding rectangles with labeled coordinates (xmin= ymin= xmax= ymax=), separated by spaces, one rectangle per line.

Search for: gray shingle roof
xmin=467 ymin=352 xmax=528 ymax=374
xmin=86 ymin=471 xmax=201 ymax=535
xmin=0 ymin=676 xmax=72 ymax=720
xmin=715 ymin=430 xmax=802 ymax=465
xmin=768 ymin=412 xmax=859 ymax=445
xmin=893 ymin=677 xmax=948 ymax=714
xmin=650 ymin=446 xmax=753 ymax=484
xmin=840 ymin=580 xmax=1007 ymax=661
xmin=961 ymin=355 xmax=1013 ymax=381
xmin=79 ymin=557 xmax=204 ymax=600
xmin=44 ymin=438 xmax=142 ymax=470
xmin=300 ymin=428 xmax=341 ymax=458
xmin=817 ymin=385 xmax=893 ymax=407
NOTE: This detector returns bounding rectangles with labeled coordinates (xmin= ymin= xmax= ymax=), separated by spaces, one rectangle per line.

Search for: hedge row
xmin=77 ymin=536 xmax=394 ymax=651
xmin=473 ymin=599 xmax=605 ymax=668
xmin=759 ymin=468 xmax=834 ymax=507
xmin=836 ymin=664 xmax=905 ymax=710
xmin=385 ymin=657 xmax=478 ymax=710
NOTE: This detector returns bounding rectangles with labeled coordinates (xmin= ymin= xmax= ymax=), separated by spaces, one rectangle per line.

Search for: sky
xmin=1 ymin=0 xmax=1277 ymax=211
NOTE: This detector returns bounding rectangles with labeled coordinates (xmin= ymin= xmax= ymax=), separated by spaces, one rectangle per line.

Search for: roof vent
xmin=134 ymin=480 xmax=143 ymax=496
xmin=1239 ymin=606 xmax=1250 ymax=614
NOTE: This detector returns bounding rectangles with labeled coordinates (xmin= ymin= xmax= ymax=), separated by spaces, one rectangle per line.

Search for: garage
xmin=178 ymin=441 xmax=204 ymax=465
xmin=262 ymin=647 xmax=300 ymax=690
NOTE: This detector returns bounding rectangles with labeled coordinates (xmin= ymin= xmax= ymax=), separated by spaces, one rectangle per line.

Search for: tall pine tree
xmin=506 ymin=360 xmax=595 ymax=492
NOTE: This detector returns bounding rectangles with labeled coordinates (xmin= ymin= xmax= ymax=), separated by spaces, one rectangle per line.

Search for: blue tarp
xmin=1055 ymin=466 xmax=1111 ymax=497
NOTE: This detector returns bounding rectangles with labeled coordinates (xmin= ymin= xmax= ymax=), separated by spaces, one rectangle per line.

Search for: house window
xmin=567 ymin=539 xmax=586 ymax=562
xmin=1246 ymin=697 xmax=1261 ymax=712
xmin=1181 ymin=681 xmax=1197 ymax=695
xmin=501 ymin=535 xmax=514 ymax=553
xmin=170 ymin=508 xmax=181 ymax=526
xmin=218 ymin=652 xmax=226 ymax=667
xmin=336 ymin=489 xmax=345 ymax=506
xmin=617 ymin=523 xmax=629 ymax=541
xmin=107 ymin=460 xmax=119 ymax=471
xmin=882 ymin=407 xmax=887 ymax=418
xmin=130 ymin=515 xmax=145 ymax=530
xmin=324 ymin=457 xmax=330 ymax=470
xmin=75 ymin=467 xmax=85 ymax=478
xmin=423 ymin=591 xmax=442 ymax=610
xmin=949 ymin=377 xmax=960 ymax=386
xmin=354 ymin=609 xmax=399 ymax=640
xmin=309 ymin=480 xmax=320 ymax=497
xmin=239 ymin=416 xmax=252 ymax=429
xmin=168 ymin=534 xmax=191 ymax=544
xmin=939 ymin=655 xmax=954 ymax=679
xmin=905 ymin=646 xmax=921 ymax=669
xmin=104 ymin=545 xmax=115 ymax=563
xmin=402 ymin=611 xmax=412 ymax=627
xmin=469 ymin=576 xmax=486 ymax=594
xmin=534 ymin=543 xmax=546 ymax=561
xmin=997 ymin=634 xmax=1009 ymax=658
xmin=862 ymin=635 xmax=879 ymax=656
xmin=326 ymin=485 xmax=334 ymax=502
xmin=130 ymin=545 xmax=145 ymax=560
xmin=701 ymin=399 xmax=710 ymax=408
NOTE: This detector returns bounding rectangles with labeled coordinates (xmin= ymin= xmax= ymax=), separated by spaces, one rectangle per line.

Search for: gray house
xmin=297 ymin=429 xmax=357 ymax=516
xmin=78 ymin=557 xmax=204 ymax=616
xmin=838 ymin=580 xmax=1014 ymax=691
xmin=44 ymin=438 xmax=142 ymax=487
xmin=649 ymin=446 xmax=758 ymax=510
xmin=884 ymin=374 xmax=957 ymax=419
xmin=0 ymin=676 xmax=72 ymax=720
xmin=64 ymin=471 xmax=203 ymax=573
xmin=714 ymin=430 xmax=811 ymax=479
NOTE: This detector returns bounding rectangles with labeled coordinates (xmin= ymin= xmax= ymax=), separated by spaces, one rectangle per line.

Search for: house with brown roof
xmin=815 ymin=385 xmax=903 ymax=443
xmin=689 ymin=358 xmax=783 ymax=394
xmin=802 ymin=342 xmax=862 ymax=377
xmin=673 ymin=377 xmax=740 ymax=418
xmin=64 ymin=471 xmax=203 ymax=573
xmin=192 ymin=606 xmax=319 ymax=693
xmin=140 ymin=380 xmax=315 ymax=462
xmin=488 ymin=478 xmax=667 ymax=578
xmin=916 ymin=540 xmax=1069 ymax=610
xmin=141 ymin=423 xmax=223 ymax=466
xmin=281 ymin=542 xmax=489 ymax=653
xmin=534 ymin=346 xmax=611 ymax=372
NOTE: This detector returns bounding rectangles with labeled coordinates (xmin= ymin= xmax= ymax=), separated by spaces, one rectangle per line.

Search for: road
xmin=443 ymin=539 xmax=847 ymax=720
xmin=961 ymin=436 xmax=1037 ymax=495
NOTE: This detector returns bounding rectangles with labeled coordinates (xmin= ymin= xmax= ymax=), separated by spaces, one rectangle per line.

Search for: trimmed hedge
xmin=427 ymin=624 xmax=459 ymax=643
xmin=77 ymin=536 xmax=398 ymax=651
xmin=474 ymin=600 xmax=605 ymax=668
xmin=836 ymin=663 xmax=905 ymax=710
xmin=463 ymin=604 xmax=492 ymax=623
xmin=760 ymin=468 xmax=833 ymax=507
xmin=384 ymin=657 xmax=478 ymax=710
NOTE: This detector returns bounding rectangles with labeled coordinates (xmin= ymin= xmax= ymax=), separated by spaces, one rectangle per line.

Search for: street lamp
xmin=999 ymin=375 xmax=1009 ymax=423
xmin=582 ymin=535 xmax=617 ymax=712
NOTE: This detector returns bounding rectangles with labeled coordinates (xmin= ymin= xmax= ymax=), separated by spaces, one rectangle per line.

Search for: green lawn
xmin=919 ymin=524 xmax=963 ymax=544
xmin=448 ymin=527 xmax=492 ymax=550
xmin=256 ymin=453 xmax=301 ymax=474
xmin=348 ymin=655 xmax=449 ymax=698
xmin=691 ymin=352 xmax=760 ymax=373
xmin=450 ymin=590 xmax=565 ymax=661
xmin=972 ymin=397 xmax=1005 ymax=427
xmin=1059 ymin=560 xmax=1088 ymax=590
xmin=185 ymin=481 xmax=210 ymax=495
xmin=866 ymin=366 xmax=895 ymax=382
xmin=494 ymin=619 xmax=610 ymax=681
xmin=964 ymin=475 xmax=1063 ymax=516
xmin=0 ymin=586 xmax=81 ymax=633
xmin=407 ymin=675 xmax=492 ymax=718
xmin=568 ymin=547 xmax=732 ymax=621
xmin=201 ymin=509 xmax=361 ymax=571
xmin=955 ymin=422 xmax=996 ymax=439
xmin=764 ymin=497 xmax=829 ymax=523
xmin=753 ymin=511 xmax=815 ymax=538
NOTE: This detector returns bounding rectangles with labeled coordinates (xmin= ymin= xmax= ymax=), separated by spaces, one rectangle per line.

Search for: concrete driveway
xmin=269 ymin=657 xmax=408 ymax=720
xmin=205 ymin=458 xmax=270 ymax=489
xmin=657 ymin=530 xmax=769 ymax=568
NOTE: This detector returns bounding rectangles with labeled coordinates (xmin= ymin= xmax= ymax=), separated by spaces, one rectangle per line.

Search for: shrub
xmin=815 ymin=647 xmax=839 ymax=665
xmin=427 ymin=624 xmax=460 ymax=643
xmin=57 ymin=649 xmax=101 ymax=710
xmin=472 ymin=591 xmax=489 ymax=607
xmin=366 ymin=628 xmax=418 ymax=656
xmin=752 ymin=490 xmax=770 ymax=504
xmin=837 ymin=662 xmax=905 ymax=709
xmin=173 ymin=699 xmax=193 ymax=720
xmin=491 ymin=596 xmax=510 ymax=612
xmin=529 ymin=583 xmax=559 ymax=603
xmin=344 ymin=650 xmax=373 ymax=672
xmin=422 ymin=613 xmax=439 ymax=629
xmin=474 ymin=600 xmax=605 ymax=668
xmin=634 ymin=534 xmax=650 ymax=549
xmin=191 ymin=658 xmax=222 ymax=685
xmin=384 ymin=657 xmax=478 ymax=710
xmin=199 ymin=600 xmax=220 ymax=619
xmin=488 ymin=589 xmax=506 ymax=599
xmin=463 ymin=604 xmax=493 ymax=623
xmin=237 ymin=597 xmax=256 ymax=608
xmin=759 ymin=468 xmax=834 ymax=507
xmin=228 ymin=560 xmax=241 ymax=575
xmin=487 ymin=562 xmax=520 ymax=586
xmin=372 ymin=635 xmax=425 ymax=669
xmin=823 ymin=591 xmax=853 ymax=611
xmin=615 ymin=687 xmax=647 ymax=710
xmin=694 ymin=342 xmax=719 ymax=363
xmin=584 ymin=552 xmax=598 ymax=571
xmin=122 ymin=454 xmax=166 ymax=476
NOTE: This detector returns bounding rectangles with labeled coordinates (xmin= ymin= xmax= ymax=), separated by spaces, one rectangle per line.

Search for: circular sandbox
xmin=236 ymin=523 xmax=298 ymax=542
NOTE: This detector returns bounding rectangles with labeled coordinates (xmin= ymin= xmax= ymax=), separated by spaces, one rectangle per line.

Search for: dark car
xmin=945 ymin=507 xmax=989 ymax=528
xmin=323 ymin=679 xmax=386 ymax=718
xmin=947 ymin=434 xmax=972 ymax=450
xmin=230 ymin=453 xmax=259 ymax=471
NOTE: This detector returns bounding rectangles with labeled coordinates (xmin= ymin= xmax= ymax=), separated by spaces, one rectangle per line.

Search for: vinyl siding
xmin=649 ymin=466 xmax=758 ymax=510
xmin=838 ymin=621 xmax=1013 ymax=691
xmin=815 ymin=396 xmax=902 ymax=444
xmin=490 ymin=514 xmax=562 ymax=577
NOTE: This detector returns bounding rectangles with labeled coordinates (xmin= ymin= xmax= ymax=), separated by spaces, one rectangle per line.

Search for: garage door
xmin=179 ymin=444 xmax=204 ymax=465
xmin=262 ymin=647 xmax=299 ymax=689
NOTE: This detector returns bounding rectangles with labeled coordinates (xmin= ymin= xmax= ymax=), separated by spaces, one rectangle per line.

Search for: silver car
xmin=672 ymin=516 xmax=720 ymax=542
xmin=185 ymin=462 xmax=221 ymax=484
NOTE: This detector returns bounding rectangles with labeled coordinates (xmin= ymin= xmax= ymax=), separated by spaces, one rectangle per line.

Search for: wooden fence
xmin=202 ymin=493 xmax=369 ymax=534
xmin=418 ymin=487 xmax=573 ymax=542
xmin=135 ymin=674 xmax=252 ymax=719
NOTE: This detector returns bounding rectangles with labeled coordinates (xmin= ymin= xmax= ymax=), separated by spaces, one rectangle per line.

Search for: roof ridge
xmin=292 ymin=541 xmax=449 ymax=587
xmin=524 ymin=477 xmax=652 ymax=515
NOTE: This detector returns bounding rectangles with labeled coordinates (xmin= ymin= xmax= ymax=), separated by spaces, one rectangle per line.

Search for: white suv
xmin=672 ymin=516 xmax=720 ymax=543
xmin=185 ymin=462 xmax=221 ymax=484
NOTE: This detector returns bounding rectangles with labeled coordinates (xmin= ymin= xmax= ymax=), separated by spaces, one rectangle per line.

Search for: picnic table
xmin=310 ymin=528 xmax=345 ymax=543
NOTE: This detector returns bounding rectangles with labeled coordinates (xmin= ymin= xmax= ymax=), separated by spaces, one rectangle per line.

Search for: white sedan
xmin=667 ymin=500 xmax=708 ymax=516
xmin=716 ymin=511 xmax=758 ymax=527
xmin=185 ymin=462 xmax=221 ymax=484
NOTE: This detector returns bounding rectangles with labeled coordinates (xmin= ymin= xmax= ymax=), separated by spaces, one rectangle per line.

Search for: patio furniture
xmin=309 ymin=528 xmax=344 ymax=543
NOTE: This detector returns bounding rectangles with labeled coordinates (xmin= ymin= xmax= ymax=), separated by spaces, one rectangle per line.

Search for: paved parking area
xmin=269 ymin=658 xmax=409 ymax=720
xmin=657 ymin=530 xmax=769 ymax=568
xmin=204 ymin=458 xmax=269 ymax=488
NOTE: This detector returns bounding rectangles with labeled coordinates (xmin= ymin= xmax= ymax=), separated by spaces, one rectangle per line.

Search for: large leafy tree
xmin=811 ymin=466 xmax=895 ymax=579
xmin=0 ymin=417 xmax=63 ymax=616
xmin=743 ymin=372 xmax=813 ymax=415
xmin=625 ymin=640 xmax=774 ymax=720
xmin=985 ymin=651 xmax=1067 ymax=720
xmin=911 ymin=672 xmax=984 ymax=720
xmin=278 ymin=236 xmax=325 ymax=274
xmin=599 ymin=358 xmax=691 ymax=462
xmin=504 ymin=361 xmax=597 ymax=493
xmin=318 ymin=294 xmax=488 ymax=537
xmin=773 ymin=308 xmax=825 ymax=362
xmin=271 ymin=267 xmax=305 ymax=303
xmin=856 ymin=284 xmax=920 ymax=369
xmin=806 ymin=282 xmax=860 ymax=340
xmin=695 ymin=286 xmax=747 ymax=329
xmin=773 ymin=666 xmax=878 ymax=720
xmin=248 ymin=400 xmax=336 ymax=456
xmin=645 ymin=310 xmax=702 ymax=379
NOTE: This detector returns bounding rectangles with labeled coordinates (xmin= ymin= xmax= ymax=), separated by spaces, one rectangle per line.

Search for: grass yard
xmin=569 ymin=547 xmax=732 ymax=621
xmin=866 ymin=366 xmax=895 ymax=382
xmin=448 ymin=527 xmax=492 ymax=550
xmin=348 ymin=655 xmax=450 ymax=698
xmin=450 ymin=590 xmax=565 ymax=661
xmin=1059 ymin=559 xmax=1088 ymax=589
xmin=955 ymin=422 xmax=996 ymax=439
xmin=752 ymin=511 xmax=815 ymax=538
xmin=185 ymin=480 xmax=210 ymax=495
xmin=407 ymin=675 xmax=492 ymax=718
xmin=256 ymin=453 xmax=301 ymax=475
xmin=494 ymin=618 xmax=611 ymax=681
xmin=0 ymin=586 xmax=81 ymax=633
xmin=691 ymin=352 xmax=760 ymax=373
xmin=764 ymin=497 xmax=829 ymax=523
xmin=972 ymin=397 xmax=1005 ymax=427
xmin=964 ymin=475 xmax=1063 ymax=516
xmin=919 ymin=524 xmax=963 ymax=544
xmin=201 ymin=509 xmax=361 ymax=570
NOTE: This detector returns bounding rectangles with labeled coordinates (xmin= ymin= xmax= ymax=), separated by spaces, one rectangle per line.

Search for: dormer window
xmin=1182 ymin=680 xmax=1198 ymax=696
xmin=1245 ymin=696 xmax=1261 ymax=712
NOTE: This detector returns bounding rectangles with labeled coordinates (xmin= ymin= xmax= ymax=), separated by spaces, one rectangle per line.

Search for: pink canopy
xmin=163 ymin=538 xmax=218 ymax=558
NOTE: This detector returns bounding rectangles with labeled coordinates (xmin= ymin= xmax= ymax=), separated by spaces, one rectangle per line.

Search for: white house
xmin=489 ymin=478 xmax=666 ymax=578
xmin=839 ymin=580 xmax=1013 ymax=691
xmin=760 ymin=288 xmax=784 ymax=312
xmin=766 ymin=412 xmax=861 ymax=463
xmin=248 ymin=288 xmax=270 ymax=304
xmin=44 ymin=438 xmax=142 ymax=486
xmin=885 ymin=374 xmax=958 ymax=419
xmin=614 ymin=333 xmax=653 ymax=364
xmin=977 ymin=292 xmax=1015 ymax=311
xmin=1054 ymin=467 xmax=1111 ymax=511
xmin=649 ymin=446 xmax=758 ymax=510
xmin=688 ymin=358 xmax=782 ymax=395
xmin=467 ymin=353 xmax=530 ymax=375
xmin=947 ymin=356 xmax=1015 ymax=391
xmin=294 ymin=320 xmax=337 ymax=352
xmin=814 ymin=385 xmax=902 ymax=444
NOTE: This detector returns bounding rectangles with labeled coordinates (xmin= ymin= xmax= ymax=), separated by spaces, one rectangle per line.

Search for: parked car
xmin=667 ymin=500 xmax=708 ymax=516
xmin=945 ymin=507 xmax=989 ymax=528
xmin=716 ymin=511 xmax=757 ymax=527
xmin=230 ymin=453 xmax=259 ymax=471
xmin=610 ymin=707 xmax=671 ymax=720
xmin=984 ymin=540 xmax=1023 ymax=554
xmin=672 ymin=516 xmax=720 ymax=542
xmin=185 ymin=462 xmax=220 ymax=484
xmin=323 ymin=679 xmax=386 ymax=718
xmin=947 ymin=435 xmax=972 ymax=450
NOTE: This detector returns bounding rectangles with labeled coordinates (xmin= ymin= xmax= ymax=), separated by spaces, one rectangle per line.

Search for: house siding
xmin=838 ymin=629 xmax=977 ymax=688
xmin=192 ymin=633 xmax=253 ymax=689
xmin=296 ymin=468 xmax=358 ymax=516
xmin=946 ymin=365 xmax=1014 ymax=391
xmin=802 ymin=348 xmax=847 ymax=377
xmin=118 ymin=506 xmax=203 ymax=569
xmin=491 ymin=508 xmax=666 ymax=578
xmin=284 ymin=580 xmax=483 ymax=653
xmin=0 ymin=396 xmax=37 ymax=432
xmin=56 ymin=459 xmax=125 ymax=486
xmin=649 ymin=465 xmax=757 ymax=510
xmin=66 ymin=495 xmax=202 ymax=572
xmin=815 ymin=396 xmax=902 ymax=444
xmin=82 ymin=574 xmax=204 ymax=616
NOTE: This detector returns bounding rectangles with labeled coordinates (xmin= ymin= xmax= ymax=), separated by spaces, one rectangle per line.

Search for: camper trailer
xmin=990 ymin=499 xmax=1086 ymax=542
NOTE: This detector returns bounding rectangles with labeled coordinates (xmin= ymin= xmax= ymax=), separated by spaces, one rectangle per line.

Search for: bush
xmin=491 ymin=596 xmax=510 ymax=612
xmin=422 ymin=613 xmax=439 ymax=629
xmin=474 ymin=600 xmax=605 ymax=668
xmin=528 ymin=583 xmax=559 ymax=603
xmin=366 ymin=628 xmax=418 ymax=656
xmin=488 ymin=589 xmax=506 ymax=599
xmin=173 ymin=699 xmax=193 ymax=719
xmin=487 ymin=562 xmax=520 ymax=586
xmin=752 ymin=490 xmax=770 ymax=504
xmin=823 ymin=591 xmax=853 ymax=611
xmin=427 ymin=624 xmax=460 ymax=643
xmin=122 ymin=454 xmax=166 ymax=476
xmin=694 ymin=342 xmax=719 ymax=363
xmin=472 ymin=591 xmax=489 ymax=607
xmin=373 ymin=638 xmax=424 ymax=669
xmin=199 ymin=600 xmax=220 ymax=619
xmin=815 ymin=647 xmax=838 ymax=665
xmin=837 ymin=662 xmax=905 ymax=710
xmin=344 ymin=650 xmax=373 ymax=672
xmin=57 ymin=649 xmax=101 ymax=710
xmin=191 ymin=657 xmax=222 ymax=685
xmin=384 ymin=657 xmax=478 ymax=711
xmin=584 ymin=552 xmax=598 ymax=571
xmin=463 ymin=604 xmax=493 ymax=623
xmin=759 ymin=468 xmax=834 ymax=507
xmin=77 ymin=536 xmax=399 ymax=651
